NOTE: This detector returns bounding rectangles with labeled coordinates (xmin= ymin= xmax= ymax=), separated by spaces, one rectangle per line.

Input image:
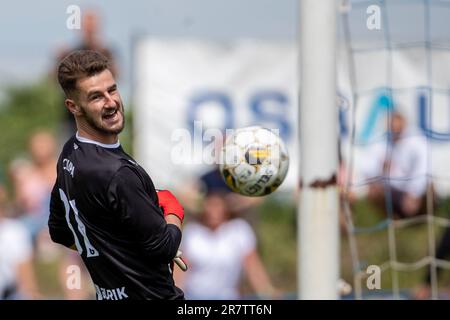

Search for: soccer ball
xmin=219 ymin=126 xmax=289 ymax=197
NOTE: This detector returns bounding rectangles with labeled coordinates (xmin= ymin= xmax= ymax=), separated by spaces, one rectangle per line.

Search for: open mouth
xmin=102 ymin=109 xmax=118 ymax=120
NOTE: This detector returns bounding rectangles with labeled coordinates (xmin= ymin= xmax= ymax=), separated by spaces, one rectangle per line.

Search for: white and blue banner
xmin=133 ymin=39 xmax=298 ymax=192
xmin=133 ymin=38 xmax=450 ymax=195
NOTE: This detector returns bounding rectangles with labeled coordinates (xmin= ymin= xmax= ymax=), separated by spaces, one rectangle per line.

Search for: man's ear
xmin=65 ymin=98 xmax=82 ymax=116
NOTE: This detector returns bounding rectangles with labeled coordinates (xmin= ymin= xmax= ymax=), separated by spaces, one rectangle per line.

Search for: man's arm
xmin=108 ymin=166 xmax=182 ymax=263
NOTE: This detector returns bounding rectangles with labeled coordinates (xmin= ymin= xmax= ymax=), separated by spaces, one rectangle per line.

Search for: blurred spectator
xmin=7 ymin=131 xmax=78 ymax=299
xmin=0 ymin=181 xmax=41 ymax=299
xmin=174 ymin=191 xmax=279 ymax=299
xmin=9 ymin=130 xmax=57 ymax=242
xmin=55 ymin=9 xmax=118 ymax=138
xmin=359 ymin=111 xmax=428 ymax=219
xmin=26 ymin=131 xmax=61 ymax=260
xmin=29 ymin=130 xmax=58 ymax=189
xmin=9 ymin=159 xmax=49 ymax=241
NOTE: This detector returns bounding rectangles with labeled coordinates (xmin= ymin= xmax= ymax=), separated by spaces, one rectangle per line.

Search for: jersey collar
xmin=75 ymin=132 xmax=121 ymax=149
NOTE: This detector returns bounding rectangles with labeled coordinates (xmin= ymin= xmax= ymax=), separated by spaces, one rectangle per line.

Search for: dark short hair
xmin=57 ymin=50 xmax=110 ymax=96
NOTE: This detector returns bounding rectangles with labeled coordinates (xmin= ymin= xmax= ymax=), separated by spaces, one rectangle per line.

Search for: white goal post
xmin=299 ymin=0 xmax=340 ymax=299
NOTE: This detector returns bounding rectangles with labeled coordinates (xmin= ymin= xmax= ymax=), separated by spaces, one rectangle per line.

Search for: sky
xmin=0 ymin=0 xmax=297 ymax=96
xmin=0 ymin=0 xmax=449 ymax=100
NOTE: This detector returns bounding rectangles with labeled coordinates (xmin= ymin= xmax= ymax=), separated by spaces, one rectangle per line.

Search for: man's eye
xmin=91 ymin=95 xmax=101 ymax=101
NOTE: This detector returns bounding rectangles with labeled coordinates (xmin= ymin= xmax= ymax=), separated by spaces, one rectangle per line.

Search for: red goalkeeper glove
xmin=157 ymin=190 xmax=184 ymax=223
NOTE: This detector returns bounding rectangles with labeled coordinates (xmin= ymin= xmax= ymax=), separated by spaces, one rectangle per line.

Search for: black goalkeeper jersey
xmin=48 ymin=134 xmax=184 ymax=300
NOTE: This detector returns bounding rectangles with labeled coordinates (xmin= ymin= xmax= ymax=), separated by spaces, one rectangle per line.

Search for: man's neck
xmin=76 ymin=126 xmax=119 ymax=145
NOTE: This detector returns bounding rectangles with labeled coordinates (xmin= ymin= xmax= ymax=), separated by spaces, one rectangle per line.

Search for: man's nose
xmin=104 ymin=92 xmax=115 ymax=106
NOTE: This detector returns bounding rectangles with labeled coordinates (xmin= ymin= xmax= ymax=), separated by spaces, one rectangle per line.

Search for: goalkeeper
xmin=48 ymin=50 xmax=184 ymax=300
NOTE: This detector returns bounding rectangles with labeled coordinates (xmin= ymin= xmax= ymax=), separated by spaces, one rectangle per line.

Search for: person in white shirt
xmin=174 ymin=192 xmax=278 ymax=299
xmin=360 ymin=111 xmax=429 ymax=218
xmin=0 ymin=184 xmax=40 ymax=299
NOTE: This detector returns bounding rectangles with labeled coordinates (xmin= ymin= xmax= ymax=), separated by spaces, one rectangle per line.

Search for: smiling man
xmin=48 ymin=50 xmax=185 ymax=300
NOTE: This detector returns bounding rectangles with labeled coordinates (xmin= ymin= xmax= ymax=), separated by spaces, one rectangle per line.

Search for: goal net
xmin=339 ymin=0 xmax=450 ymax=299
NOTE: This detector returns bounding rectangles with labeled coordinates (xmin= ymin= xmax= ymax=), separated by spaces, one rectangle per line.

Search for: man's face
xmin=72 ymin=69 xmax=125 ymax=136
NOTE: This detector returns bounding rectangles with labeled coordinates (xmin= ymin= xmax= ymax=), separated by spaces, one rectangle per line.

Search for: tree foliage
xmin=0 ymin=79 xmax=62 ymax=180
